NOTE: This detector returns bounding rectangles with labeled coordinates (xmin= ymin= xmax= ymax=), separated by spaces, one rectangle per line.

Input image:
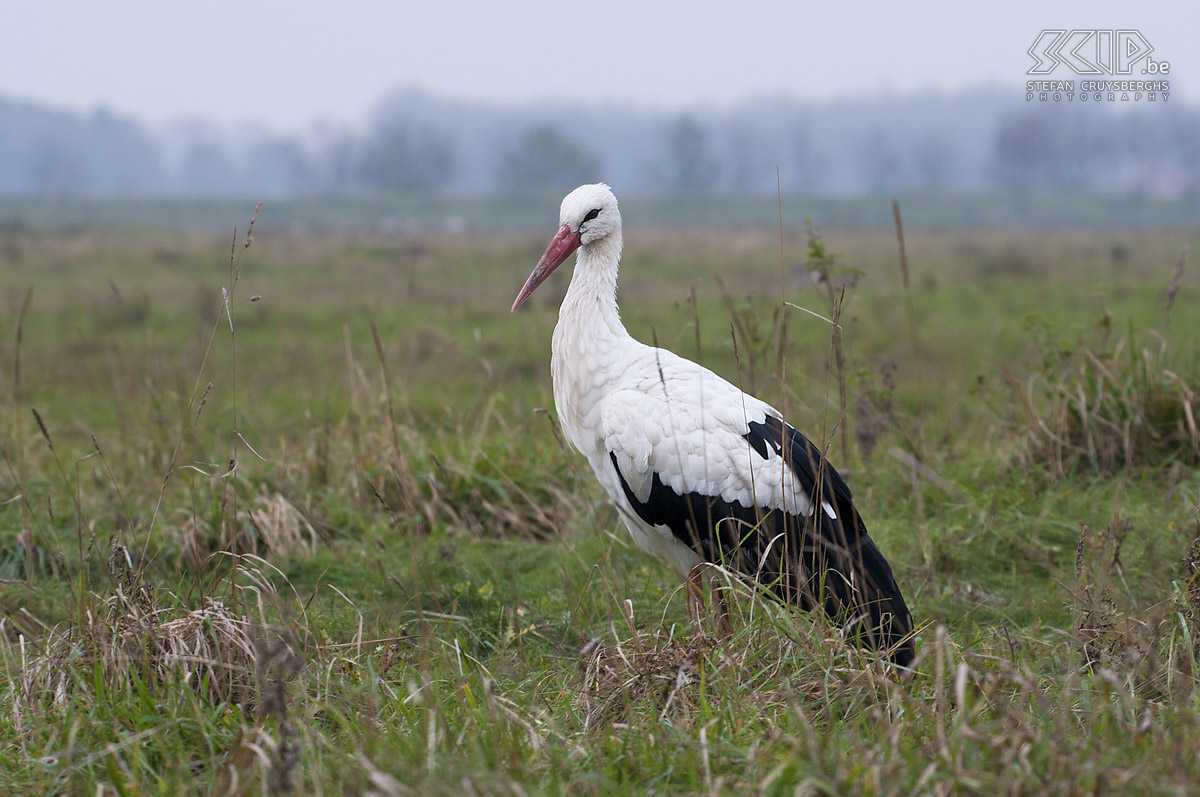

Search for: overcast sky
xmin=1 ymin=0 xmax=1191 ymax=130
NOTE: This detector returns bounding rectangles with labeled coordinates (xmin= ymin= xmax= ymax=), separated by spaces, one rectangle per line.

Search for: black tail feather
xmin=845 ymin=534 xmax=915 ymax=666
xmin=610 ymin=426 xmax=917 ymax=666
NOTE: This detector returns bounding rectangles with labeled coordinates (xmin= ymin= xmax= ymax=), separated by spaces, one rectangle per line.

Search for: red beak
xmin=511 ymin=223 xmax=582 ymax=311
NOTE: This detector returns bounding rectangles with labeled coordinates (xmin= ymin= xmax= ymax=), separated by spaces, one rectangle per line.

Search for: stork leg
xmin=712 ymin=579 xmax=732 ymax=637
xmin=687 ymin=565 xmax=706 ymax=629
xmin=687 ymin=564 xmax=733 ymax=638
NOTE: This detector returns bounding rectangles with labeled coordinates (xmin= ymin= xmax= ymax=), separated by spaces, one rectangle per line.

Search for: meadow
xmin=0 ymin=206 xmax=1198 ymax=794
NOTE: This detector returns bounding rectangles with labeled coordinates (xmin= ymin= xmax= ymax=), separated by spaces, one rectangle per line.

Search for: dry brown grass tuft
xmin=573 ymin=585 xmax=907 ymax=731
xmin=998 ymin=252 xmax=1199 ymax=479
xmin=247 ymin=490 xmax=321 ymax=557
xmin=14 ymin=548 xmax=289 ymax=709
xmin=577 ymin=630 xmax=717 ymax=729
xmin=166 ymin=490 xmax=325 ymax=566
xmin=172 ymin=509 xmax=214 ymax=570
xmin=1006 ymin=328 xmax=1200 ymax=479
xmin=19 ymin=596 xmax=261 ymax=707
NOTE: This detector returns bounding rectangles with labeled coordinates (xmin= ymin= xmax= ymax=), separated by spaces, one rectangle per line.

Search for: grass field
xmin=0 ymin=209 xmax=1199 ymax=793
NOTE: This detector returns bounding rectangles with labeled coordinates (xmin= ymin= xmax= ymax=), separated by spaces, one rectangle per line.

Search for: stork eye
xmin=583 ymin=208 xmax=601 ymax=222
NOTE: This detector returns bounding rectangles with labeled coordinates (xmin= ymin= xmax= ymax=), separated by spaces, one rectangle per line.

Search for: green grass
xmin=0 ymin=215 xmax=1198 ymax=792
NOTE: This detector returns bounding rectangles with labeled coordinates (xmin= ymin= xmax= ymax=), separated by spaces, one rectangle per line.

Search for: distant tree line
xmin=989 ymin=106 xmax=1200 ymax=195
xmin=1 ymin=91 xmax=1198 ymax=198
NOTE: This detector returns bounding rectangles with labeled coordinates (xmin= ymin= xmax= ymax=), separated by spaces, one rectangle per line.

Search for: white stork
xmin=512 ymin=184 xmax=914 ymax=666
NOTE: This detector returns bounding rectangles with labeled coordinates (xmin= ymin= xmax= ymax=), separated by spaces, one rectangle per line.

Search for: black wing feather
xmin=610 ymin=415 xmax=914 ymax=666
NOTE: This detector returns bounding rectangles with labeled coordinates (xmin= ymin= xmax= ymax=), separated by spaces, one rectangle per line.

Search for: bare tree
xmin=989 ymin=110 xmax=1110 ymax=193
xmin=27 ymin=137 xmax=92 ymax=196
xmin=855 ymin=128 xmax=904 ymax=193
xmin=792 ymin=125 xmax=828 ymax=194
xmin=358 ymin=120 xmax=455 ymax=192
xmin=662 ymin=114 xmax=718 ymax=193
xmin=178 ymin=140 xmax=239 ymax=196
xmin=912 ymin=133 xmax=956 ymax=191
xmin=245 ymin=137 xmax=313 ymax=197
xmin=723 ymin=126 xmax=771 ymax=193
xmin=496 ymin=125 xmax=601 ymax=193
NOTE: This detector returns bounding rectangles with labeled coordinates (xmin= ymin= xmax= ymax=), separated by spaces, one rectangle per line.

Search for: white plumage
xmin=513 ymin=184 xmax=913 ymax=664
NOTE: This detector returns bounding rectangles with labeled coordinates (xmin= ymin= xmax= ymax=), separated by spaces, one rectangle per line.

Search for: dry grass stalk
xmin=1163 ymin=244 xmax=1188 ymax=324
xmin=804 ymin=224 xmax=855 ymax=466
xmin=1183 ymin=521 xmax=1200 ymax=661
xmin=12 ymin=286 xmax=33 ymax=403
xmin=892 ymin=199 xmax=921 ymax=359
xmin=212 ymin=725 xmax=281 ymax=796
xmin=256 ymin=637 xmax=304 ymax=793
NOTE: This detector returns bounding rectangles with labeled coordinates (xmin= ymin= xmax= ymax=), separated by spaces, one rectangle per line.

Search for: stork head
xmin=511 ymin=183 xmax=620 ymax=311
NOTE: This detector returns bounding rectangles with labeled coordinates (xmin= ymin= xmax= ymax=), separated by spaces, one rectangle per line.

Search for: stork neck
xmin=559 ymin=231 xmax=626 ymax=336
xmin=550 ymin=230 xmax=630 ymax=448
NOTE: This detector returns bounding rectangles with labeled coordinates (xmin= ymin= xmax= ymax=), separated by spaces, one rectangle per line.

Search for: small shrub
xmin=852 ymin=358 xmax=900 ymax=460
xmin=1005 ymin=313 xmax=1199 ymax=479
xmin=1070 ymin=517 xmax=1199 ymax=701
xmin=979 ymin=246 xmax=1037 ymax=278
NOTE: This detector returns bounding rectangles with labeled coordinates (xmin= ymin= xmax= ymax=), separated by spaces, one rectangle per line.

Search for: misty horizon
xmin=2 ymin=0 xmax=1194 ymax=220
xmin=4 ymin=73 xmax=1192 ymax=146
xmin=2 ymin=81 xmax=1196 ymax=204
xmin=3 ymin=1 xmax=1191 ymax=129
